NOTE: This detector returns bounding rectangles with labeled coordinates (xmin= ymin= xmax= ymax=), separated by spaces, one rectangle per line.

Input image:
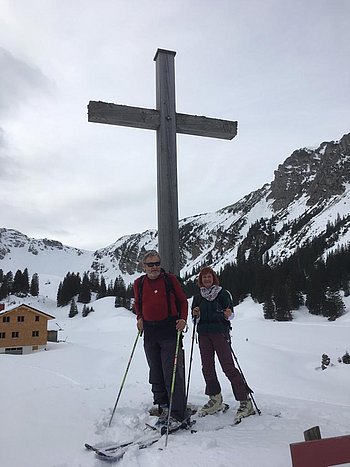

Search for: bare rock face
xmin=268 ymin=132 xmax=350 ymax=211
xmin=308 ymin=133 xmax=350 ymax=206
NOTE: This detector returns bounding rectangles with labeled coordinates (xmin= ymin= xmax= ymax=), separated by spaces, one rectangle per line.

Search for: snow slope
xmin=1 ymin=295 xmax=350 ymax=467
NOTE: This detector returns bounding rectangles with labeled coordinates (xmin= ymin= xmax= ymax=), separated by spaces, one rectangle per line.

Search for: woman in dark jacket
xmin=192 ymin=266 xmax=255 ymax=424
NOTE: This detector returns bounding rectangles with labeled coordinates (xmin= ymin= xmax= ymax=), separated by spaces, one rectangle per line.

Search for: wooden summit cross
xmin=88 ymin=49 xmax=237 ymax=275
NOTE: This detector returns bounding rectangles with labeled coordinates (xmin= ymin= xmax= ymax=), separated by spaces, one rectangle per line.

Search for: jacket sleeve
xmin=220 ymin=289 xmax=235 ymax=320
xmin=218 ymin=290 xmax=232 ymax=308
xmin=133 ymin=278 xmax=142 ymax=320
xmin=170 ymin=275 xmax=188 ymax=321
xmin=191 ymin=294 xmax=200 ymax=310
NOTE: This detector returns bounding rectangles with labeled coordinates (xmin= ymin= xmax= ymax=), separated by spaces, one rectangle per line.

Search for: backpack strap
xmin=162 ymin=269 xmax=181 ymax=318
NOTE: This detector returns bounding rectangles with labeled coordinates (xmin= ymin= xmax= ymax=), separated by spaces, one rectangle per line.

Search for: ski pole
xmin=109 ymin=329 xmax=142 ymax=427
xmin=185 ymin=317 xmax=197 ymax=408
xmin=229 ymin=344 xmax=261 ymax=415
xmin=165 ymin=330 xmax=182 ymax=448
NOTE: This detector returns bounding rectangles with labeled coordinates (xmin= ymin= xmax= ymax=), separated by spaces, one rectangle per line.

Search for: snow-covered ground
xmin=1 ymin=294 xmax=350 ymax=467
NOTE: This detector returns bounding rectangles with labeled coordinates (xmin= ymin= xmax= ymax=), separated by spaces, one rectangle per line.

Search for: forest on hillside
xmin=1 ymin=237 xmax=350 ymax=322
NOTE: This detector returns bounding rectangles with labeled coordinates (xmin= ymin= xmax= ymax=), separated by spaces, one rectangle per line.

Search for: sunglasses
xmin=144 ymin=261 xmax=161 ymax=267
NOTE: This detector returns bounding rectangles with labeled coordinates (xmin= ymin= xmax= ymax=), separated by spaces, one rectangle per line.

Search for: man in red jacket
xmin=133 ymin=250 xmax=188 ymax=429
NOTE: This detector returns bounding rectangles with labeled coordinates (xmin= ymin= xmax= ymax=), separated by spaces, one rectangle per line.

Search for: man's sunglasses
xmin=144 ymin=261 xmax=161 ymax=267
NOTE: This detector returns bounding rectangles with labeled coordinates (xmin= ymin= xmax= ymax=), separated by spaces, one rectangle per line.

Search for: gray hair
xmin=142 ymin=250 xmax=161 ymax=263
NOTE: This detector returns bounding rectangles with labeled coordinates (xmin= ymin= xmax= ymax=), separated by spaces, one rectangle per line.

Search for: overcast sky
xmin=1 ymin=0 xmax=349 ymax=250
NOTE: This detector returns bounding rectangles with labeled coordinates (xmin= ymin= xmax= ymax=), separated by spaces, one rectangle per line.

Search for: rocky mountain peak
xmin=268 ymin=132 xmax=350 ymax=211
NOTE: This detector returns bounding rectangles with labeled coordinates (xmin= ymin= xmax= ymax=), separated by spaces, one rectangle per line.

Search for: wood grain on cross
xmin=88 ymin=49 xmax=237 ymax=275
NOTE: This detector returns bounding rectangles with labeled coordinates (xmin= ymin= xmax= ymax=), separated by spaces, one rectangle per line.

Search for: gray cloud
xmin=0 ymin=47 xmax=52 ymax=117
xmin=0 ymin=48 xmax=53 ymax=181
xmin=0 ymin=127 xmax=18 ymax=179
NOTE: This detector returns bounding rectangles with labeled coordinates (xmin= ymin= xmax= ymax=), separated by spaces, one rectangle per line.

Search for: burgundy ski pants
xmin=198 ymin=332 xmax=249 ymax=401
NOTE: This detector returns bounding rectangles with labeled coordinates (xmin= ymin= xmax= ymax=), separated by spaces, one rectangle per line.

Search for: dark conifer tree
xmin=30 ymin=273 xmax=40 ymax=296
xmin=82 ymin=304 xmax=88 ymax=317
xmin=107 ymin=280 xmax=114 ymax=296
xmin=321 ymin=287 xmax=346 ymax=320
xmin=69 ymin=298 xmax=78 ymax=318
xmin=306 ymin=262 xmax=326 ymax=315
xmin=114 ymin=275 xmax=126 ymax=302
xmin=274 ymin=294 xmax=293 ymax=321
xmin=57 ymin=282 xmax=63 ymax=307
xmin=78 ymin=272 xmax=91 ymax=303
xmin=116 ymin=275 xmax=125 ymax=294
xmin=341 ymin=275 xmax=350 ymax=297
xmin=89 ymin=272 xmax=100 ymax=293
xmin=97 ymin=276 xmax=107 ymax=299
xmin=4 ymin=271 xmax=13 ymax=296
xmin=126 ymin=284 xmax=134 ymax=299
xmin=22 ymin=268 xmax=30 ymax=295
xmin=284 ymin=275 xmax=303 ymax=310
xmin=263 ymin=296 xmax=275 ymax=320
xmin=273 ymin=278 xmax=292 ymax=321
xmin=0 ymin=281 xmax=8 ymax=300
xmin=0 ymin=271 xmax=12 ymax=299
xmin=72 ymin=272 xmax=81 ymax=296
xmin=252 ymin=263 xmax=272 ymax=303
xmin=12 ymin=270 xmax=23 ymax=295
xmin=82 ymin=304 xmax=93 ymax=317
xmin=57 ymin=272 xmax=81 ymax=307
xmin=321 ymin=353 xmax=331 ymax=370
xmin=183 ymin=278 xmax=198 ymax=299
xmin=342 ymin=351 xmax=350 ymax=364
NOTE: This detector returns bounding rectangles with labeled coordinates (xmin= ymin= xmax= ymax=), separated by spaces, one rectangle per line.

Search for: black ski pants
xmin=143 ymin=318 xmax=186 ymax=421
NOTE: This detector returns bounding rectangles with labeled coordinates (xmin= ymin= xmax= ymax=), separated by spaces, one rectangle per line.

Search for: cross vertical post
xmin=154 ymin=49 xmax=179 ymax=275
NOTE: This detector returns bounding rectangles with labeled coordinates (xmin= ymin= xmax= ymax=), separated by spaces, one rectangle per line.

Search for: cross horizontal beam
xmin=88 ymin=101 xmax=237 ymax=140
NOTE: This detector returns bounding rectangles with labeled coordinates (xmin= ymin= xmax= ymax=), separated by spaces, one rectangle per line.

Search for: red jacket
xmin=133 ymin=272 xmax=188 ymax=322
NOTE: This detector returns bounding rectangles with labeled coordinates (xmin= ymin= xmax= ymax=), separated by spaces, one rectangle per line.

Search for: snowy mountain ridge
xmin=1 ymin=131 xmax=350 ymax=284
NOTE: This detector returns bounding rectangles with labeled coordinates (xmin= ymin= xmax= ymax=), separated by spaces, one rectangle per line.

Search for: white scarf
xmin=200 ymin=285 xmax=222 ymax=302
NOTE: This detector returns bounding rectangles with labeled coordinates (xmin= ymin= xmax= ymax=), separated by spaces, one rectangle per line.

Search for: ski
xmin=94 ymin=432 xmax=161 ymax=461
xmin=85 ymin=428 xmax=159 ymax=454
xmin=85 ymin=439 xmax=138 ymax=453
xmin=86 ymin=409 xmax=281 ymax=461
xmin=85 ymin=420 xmax=194 ymax=461
xmin=212 ymin=410 xmax=282 ymax=430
